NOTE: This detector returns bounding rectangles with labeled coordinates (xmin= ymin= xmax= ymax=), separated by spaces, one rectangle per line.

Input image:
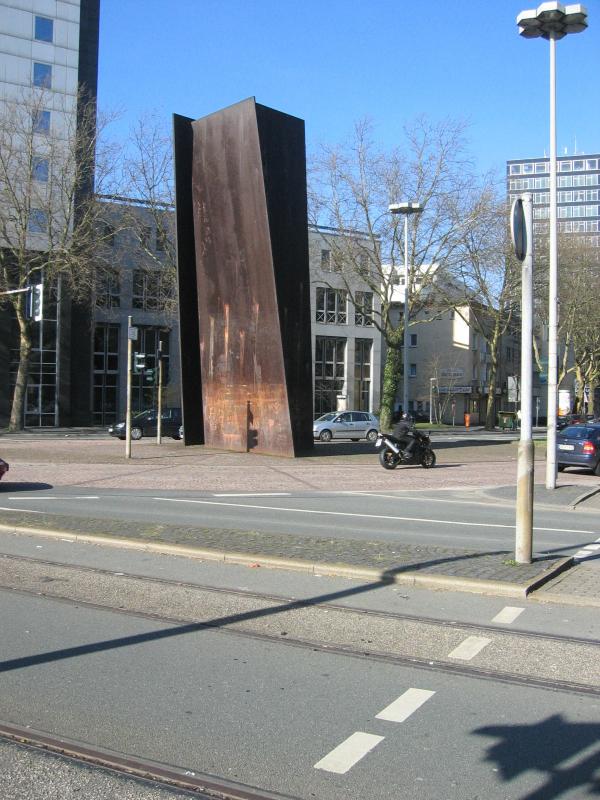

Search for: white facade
xmin=309 ymin=227 xmax=381 ymax=416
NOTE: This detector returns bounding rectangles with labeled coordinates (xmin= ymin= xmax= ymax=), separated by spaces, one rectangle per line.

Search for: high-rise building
xmin=507 ymin=154 xmax=600 ymax=246
xmin=0 ymin=0 xmax=100 ymax=427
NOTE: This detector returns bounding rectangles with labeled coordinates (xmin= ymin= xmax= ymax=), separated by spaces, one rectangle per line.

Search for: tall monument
xmin=173 ymin=98 xmax=313 ymax=457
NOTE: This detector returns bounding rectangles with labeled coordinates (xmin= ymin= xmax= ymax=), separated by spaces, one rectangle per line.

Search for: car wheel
xmin=131 ymin=426 xmax=143 ymax=440
xmin=366 ymin=429 xmax=378 ymax=443
xmin=558 ymin=464 xmax=566 ymax=472
xmin=594 ymin=461 xmax=600 ymax=477
xmin=319 ymin=429 xmax=332 ymax=443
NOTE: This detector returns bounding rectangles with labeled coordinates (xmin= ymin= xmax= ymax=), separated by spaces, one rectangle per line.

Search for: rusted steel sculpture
xmin=173 ymin=99 xmax=313 ymax=456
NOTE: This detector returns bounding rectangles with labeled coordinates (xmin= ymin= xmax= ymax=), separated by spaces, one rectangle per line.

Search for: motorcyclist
xmin=392 ymin=412 xmax=417 ymax=459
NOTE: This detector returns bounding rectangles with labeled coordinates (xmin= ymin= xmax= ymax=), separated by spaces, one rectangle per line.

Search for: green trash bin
xmin=498 ymin=411 xmax=516 ymax=430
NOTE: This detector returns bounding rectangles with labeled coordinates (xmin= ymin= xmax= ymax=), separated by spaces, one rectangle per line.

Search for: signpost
xmin=125 ymin=318 xmax=138 ymax=460
xmin=511 ymin=195 xmax=534 ymax=564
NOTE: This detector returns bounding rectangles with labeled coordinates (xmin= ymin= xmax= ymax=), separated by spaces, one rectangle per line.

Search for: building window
xmin=509 ymin=165 xmax=521 ymax=175
xmin=559 ymin=161 xmax=572 ymax=172
xmin=33 ymin=63 xmax=52 ymax=88
xmin=354 ymin=338 xmax=372 ymax=411
xmin=573 ymin=160 xmax=584 ymax=172
xmin=93 ymin=324 xmax=119 ymax=425
xmin=156 ymin=227 xmax=168 ymax=252
xmin=410 ymin=333 xmax=417 ymax=347
xmin=28 ymin=209 xmax=47 ymax=233
xmin=315 ymin=287 xmax=347 ymax=325
xmin=586 ymin=159 xmax=598 ymax=171
xmin=314 ymin=336 xmax=346 ymax=414
xmin=34 ymin=16 xmax=53 ymax=42
xmin=409 ymin=363 xmax=417 ymax=378
xmin=95 ymin=269 xmax=120 ymax=309
xmin=98 ymin=222 xmax=115 ymax=246
xmin=140 ymin=226 xmax=152 ymax=249
xmin=33 ymin=109 xmax=51 ymax=133
xmin=32 ymin=157 xmax=49 ymax=182
xmin=133 ymin=270 xmax=165 ymax=311
xmin=132 ymin=328 xmax=170 ymax=413
xmin=321 ymin=249 xmax=331 ymax=270
xmin=354 ymin=291 xmax=373 ymax=326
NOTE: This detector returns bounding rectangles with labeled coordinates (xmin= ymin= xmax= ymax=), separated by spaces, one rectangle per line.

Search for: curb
xmin=571 ymin=485 xmax=600 ymax=508
xmin=0 ymin=523 xmax=575 ymax=600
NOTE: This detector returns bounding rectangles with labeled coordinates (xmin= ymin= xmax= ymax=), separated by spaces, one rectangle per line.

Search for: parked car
xmin=556 ymin=423 xmax=600 ymax=476
xmin=108 ymin=408 xmax=183 ymax=441
xmin=313 ymin=411 xmax=379 ymax=442
xmin=0 ymin=457 xmax=8 ymax=480
xmin=557 ymin=413 xmax=586 ymax=430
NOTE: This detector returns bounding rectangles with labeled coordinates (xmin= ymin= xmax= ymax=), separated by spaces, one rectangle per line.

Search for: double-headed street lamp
xmin=517 ymin=2 xmax=588 ymax=489
xmin=389 ymin=202 xmax=423 ymax=417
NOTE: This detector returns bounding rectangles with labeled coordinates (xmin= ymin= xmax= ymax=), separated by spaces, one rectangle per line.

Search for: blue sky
xmin=98 ymin=0 xmax=599 ymax=177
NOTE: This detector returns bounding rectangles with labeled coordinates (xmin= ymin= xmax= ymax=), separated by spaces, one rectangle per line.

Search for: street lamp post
xmin=517 ymin=2 xmax=588 ymax=489
xmin=429 ymin=377 xmax=436 ymax=424
xmin=389 ymin=202 xmax=423 ymax=417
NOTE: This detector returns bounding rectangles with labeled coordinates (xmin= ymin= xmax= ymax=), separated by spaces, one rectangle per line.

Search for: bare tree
xmin=117 ymin=114 xmax=177 ymax=317
xmin=439 ymin=189 xmax=522 ymax=430
xmin=309 ymin=116 xmax=494 ymax=430
xmin=0 ymin=88 xmax=118 ymax=430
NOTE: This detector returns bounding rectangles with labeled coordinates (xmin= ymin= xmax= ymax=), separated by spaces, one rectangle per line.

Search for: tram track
xmin=0 ymin=552 xmax=598 ymax=696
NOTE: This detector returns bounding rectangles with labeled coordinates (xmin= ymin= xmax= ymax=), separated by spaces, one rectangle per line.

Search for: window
xmin=95 ymin=269 xmax=120 ymax=309
xmin=32 ymin=156 xmax=49 ymax=182
xmin=573 ymin=160 xmax=584 ymax=171
xmin=409 ymin=363 xmax=417 ymax=378
xmin=523 ymin=163 xmax=533 ymax=174
xmin=140 ymin=226 xmax=152 ymax=249
xmin=28 ymin=209 xmax=47 ymax=233
xmin=410 ymin=333 xmax=417 ymax=347
xmin=314 ymin=336 xmax=346 ymax=414
xmin=586 ymin=159 xmax=598 ymax=171
xmin=354 ymin=291 xmax=373 ymax=326
xmin=559 ymin=160 xmax=572 ymax=172
xmin=535 ymin=162 xmax=548 ymax=173
xmin=93 ymin=325 xmax=119 ymax=425
xmin=33 ymin=63 xmax=52 ymax=88
xmin=156 ymin=227 xmax=168 ymax=252
xmin=133 ymin=270 xmax=165 ymax=310
xmin=33 ymin=109 xmax=50 ymax=133
xmin=358 ymin=252 xmax=370 ymax=277
xmin=354 ymin=338 xmax=372 ymax=411
xmin=321 ymin=249 xmax=331 ymax=270
xmin=98 ymin=222 xmax=115 ymax=246
xmin=34 ymin=16 xmax=53 ymax=42
xmin=315 ymin=287 xmax=347 ymax=325
xmin=509 ymin=165 xmax=521 ymax=175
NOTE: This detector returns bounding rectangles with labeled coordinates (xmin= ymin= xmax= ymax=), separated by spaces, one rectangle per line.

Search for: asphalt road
xmin=1 ymin=550 xmax=599 ymax=800
xmin=1 ymin=485 xmax=599 ymax=566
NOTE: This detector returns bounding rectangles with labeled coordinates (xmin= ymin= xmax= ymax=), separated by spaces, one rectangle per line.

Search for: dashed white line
xmin=448 ymin=636 xmax=491 ymax=661
xmin=375 ymin=688 xmax=436 ymax=722
xmin=314 ymin=732 xmax=384 ymax=774
xmin=213 ymin=493 xmax=291 ymax=497
xmin=7 ymin=496 xmax=100 ymax=500
xmin=0 ymin=506 xmax=44 ymax=514
xmin=491 ymin=606 xmax=525 ymax=625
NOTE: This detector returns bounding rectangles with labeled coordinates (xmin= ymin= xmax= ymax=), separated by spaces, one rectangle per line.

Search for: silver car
xmin=313 ymin=411 xmax=379 ymax=442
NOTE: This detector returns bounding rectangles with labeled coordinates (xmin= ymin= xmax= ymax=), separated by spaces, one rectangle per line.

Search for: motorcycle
xmin=374 ymin=429 xmax=436 ymax=470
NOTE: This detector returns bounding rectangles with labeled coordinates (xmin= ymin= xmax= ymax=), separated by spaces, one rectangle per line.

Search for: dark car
xmin=0 ymin=457 xmax=8 ymax=480
xmin=557 ymin=413 xmax=586 ymax=430
xmin=108 ymin=408 xmax=183 ymax=441
xmin=556 ymin=423 xmax=600 ymax=476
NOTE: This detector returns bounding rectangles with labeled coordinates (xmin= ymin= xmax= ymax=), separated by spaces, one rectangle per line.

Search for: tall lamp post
xmin=389 ymin=202 xmax=423 ymax=417
xmin=517 ymin=2 xmax=588 ymax=489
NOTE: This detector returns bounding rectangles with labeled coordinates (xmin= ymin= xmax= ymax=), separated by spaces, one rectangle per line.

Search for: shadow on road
xmin=0 ymin=482 xmax=53 ymax=492
xmin=475 ymin=714 xmax=600 ymax=800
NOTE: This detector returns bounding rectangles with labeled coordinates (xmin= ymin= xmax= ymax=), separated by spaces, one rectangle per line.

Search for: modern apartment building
xmin=0 ymin=0 xmax=100 ymax=427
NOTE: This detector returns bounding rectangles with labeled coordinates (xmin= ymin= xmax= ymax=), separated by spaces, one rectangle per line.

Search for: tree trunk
xmin=484 ymin=335 xmax=500 ymax=431
xmin=9 ymin=310 xmax=32 ymax=432
xmin=380 ymin=330 xmax=402 ymax=431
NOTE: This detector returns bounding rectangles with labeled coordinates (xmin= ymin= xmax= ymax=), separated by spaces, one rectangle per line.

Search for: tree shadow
xmin=475 ymin=714 xmax=600 ymax=799
xmin=0 ymin=546 xmax=519 ymax=674
xmin=0 ymin=482 xmax=53 ymax=492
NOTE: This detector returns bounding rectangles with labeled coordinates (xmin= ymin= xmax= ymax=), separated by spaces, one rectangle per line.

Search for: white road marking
xmin=213 ymin=493 xmax=291 ymax=497
xmin=375 ymin=688 xmax=435 ymax=722
xmin=0 ymin=506 xmax=44 ymax=514
xmin=314 ymin=732 xmax=384 ymax=774
xmin=7 ymin=496 xmax=100 ymax=500
xmin=448 ymin=636 xmax=491 ymax=660
xmin=492 ymin=606 xmax=525 ymax=625
xmin=151 ymin=497 xmax=597 ymax=535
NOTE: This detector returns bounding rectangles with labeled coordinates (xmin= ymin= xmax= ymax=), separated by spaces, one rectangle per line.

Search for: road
xmin=1 ymin=485 xmax=599 ymax=567
xmin=0 ymin=539 xmax=599 ymax=799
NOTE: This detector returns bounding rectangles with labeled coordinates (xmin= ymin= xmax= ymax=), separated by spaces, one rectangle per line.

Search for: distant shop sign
xmin=440 ymin=368 xmax=464 ymax=379
xmin=438 ymin=385 xmax=472 ymax=394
